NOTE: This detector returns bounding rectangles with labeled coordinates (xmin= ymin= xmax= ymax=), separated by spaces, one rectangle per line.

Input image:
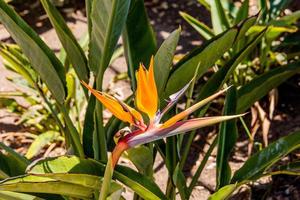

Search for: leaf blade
xmin=40 ymin=0 xmax=89 ymax=83
xmin=216 ymin=87 xmax=238 ymax=189
xmin=231 ymin=131 xmax=300 ymax=183
xmin=0 ymin=0 xmax=66 ymax=103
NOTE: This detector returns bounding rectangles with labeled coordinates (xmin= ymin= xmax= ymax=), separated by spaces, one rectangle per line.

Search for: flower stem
xmin=99 ymin=153 xmax=114 ymax=200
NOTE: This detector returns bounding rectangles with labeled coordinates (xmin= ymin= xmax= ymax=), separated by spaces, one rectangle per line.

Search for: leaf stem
xmin=95 ymin=70 xmax=108 ymax=162
xmin=99 ymin=154 xmax=114 ymax=200
xmin=187 ymin=137 xmax=217 ymax=197
xmin=239 ymin=116 xmax=253 ymax=141
xmin=58 ymin=103 xmax=84 ymax=158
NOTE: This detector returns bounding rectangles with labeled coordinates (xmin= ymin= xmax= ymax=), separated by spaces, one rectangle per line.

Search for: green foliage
xmin=123 ymin=0 xmax=157 ymax=90
xmin=0 ymin=0 xmax=66 ymax=103
xmin=0 ymin=0 xmax=299 ymax=199
xmin=25 ymin=131 xmax=62 ymax=159
xmin=216 ymin=87 xmax=237 ymax=189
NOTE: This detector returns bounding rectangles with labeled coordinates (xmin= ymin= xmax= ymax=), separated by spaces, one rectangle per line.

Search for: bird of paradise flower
xmin=82 ymin=56 xmax=244 ymax=169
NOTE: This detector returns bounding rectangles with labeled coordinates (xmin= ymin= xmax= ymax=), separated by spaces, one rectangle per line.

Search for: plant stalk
xmin=58 ymin=103 xmax=85 ymax=158
xmin=187 ymin=137 xmax=217 ymax=197
xmin=95 ymin=69 xmax=108 ymax=162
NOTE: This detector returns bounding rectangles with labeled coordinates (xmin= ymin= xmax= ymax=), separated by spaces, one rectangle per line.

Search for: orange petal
xmin=135 ymin=56 xmax=158 ymax=119
xmin=161 ymin=87 xmax=230 ymax=128
xmin=81 ymin=81 xmax=143 ymax=125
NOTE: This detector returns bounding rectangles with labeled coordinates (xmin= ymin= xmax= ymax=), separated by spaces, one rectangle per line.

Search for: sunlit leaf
xmin=216 ymin=87 xmax=237 ymax=189
xmin=208 ymin=184 xmax=237 ymax=200
xmin=165 ymin=28 xmax=238 ymax=96
xmin=0 ymin=0 xmax=66 ymax=103
xmin=25 ymin=131 xmax=61 ymax=159
xmin=40 ymin=0 xmax=89 ymax=83
xmin=28 ymin=156 xmax=167 ymax=200
xmin=154 ymin=28 xmax=181 ymax=95
xmin=180 ymin=12 xmax=214 ymax=40
xmin=231 ymin=131 xmax=300 ymax=182
xmin=237 ymin=61 xmax=300 ymax=113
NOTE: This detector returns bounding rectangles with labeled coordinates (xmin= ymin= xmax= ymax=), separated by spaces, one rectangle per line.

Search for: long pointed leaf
xmin=165 ymin=28 xmax=238 ymax=96
xmin=28 ymin=156 xmax=167 ymax=200
xmin=40 ymin=0 xmax=89 ymax=83
xmin=197 ymin=28 xmax=265 ymax=102
xmin=208 ymin=184 xmax=237 ymax=200
xmin=180 ymin=12 xmax=214 ymax=40
xmin=123 ymin=0 xmax=156 ymax=90
xmin=211 ymin=0 xmax=230 ymax=34
xmin=0 ymin=142 xmax=29 ymax=166
xmin=0 ymin=191 xmax=44 ymax=200
xmin=82 ymin=95 xmax=96 ymax=158
xmin=0 ymin=175 xmax=94 ymax=199
xmin=216 ymin=87 xmax=237 ymax=189
xmin=237 ymin=61 xmax=300 ymax=113
xmin=154 ymin=28 xmax=181 ymax=95
xmin=231 ymin=131 xmax=300 ymax=183
xmin=25 ymin=131 xmax=60 ymax=159
xmin=0 ymin=0 xmax=66 ymax=103
xmin=0 ymin=151 xmax=27 ymax=178
xmin=89 ymin=0 xmax=131 ymax=161
xmin=89 ymin=0 xmax=131 ymax=74
xmin=234 ymin=0 xmax=249 ymax=24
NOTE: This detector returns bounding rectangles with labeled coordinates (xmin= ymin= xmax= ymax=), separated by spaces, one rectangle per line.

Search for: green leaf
xmin=0 ymin=0 xmax=66 ymax=103
xmin=25 ymin=131 xmax=61 ymax=159
xmin=208 ymin=184 xmax=237 ymax=200
xmin=115 ymin=165 xmax=166 ymax=200
xmin=235 ymin=15 xmax=257 ymax=42
xmin=82 ymin=94 xmax=96 ymax=158
xmin=270 ymin=10 xmax=300 ymax=26
xmin=265 ymin=161 xmax=300 ymax=176
xmin=277 ymin=161 xmax=300 ymax=172
xmin=40 ymin=0 xmax=89 ymax=83
xmin=126 ymin=146 xmax=153 ymax=175
xmin=216 ymin=87 xmax=237 ymax=189
xmin=197 ymin=28 xmax=265 ymax=102
xmin=154 ymin=28 xmax=181 ymax=95
xmin=197 ymin=0 xmax=210 ymax=11
xmin=210 ymin=0 xmax=230 ymax=34
xmin=258 ymin=0 xmax=268 ymax=22
xmin=89 ymin=0 xmax=131 ymax=161
xmin=0 ymin=173 xmax=122 ymax=199
xmin=180 ymin=12 xmax=214 ymax=40
xmin=85 ymin=0 xmax=92 ymax=36
xmin=237 ymin=61 xmax=300 ymax=113
xmin=0 ymin=43 xmax=36 ymax=87
xmin=99 ymin=155 xmax=114 ymax=200
xmin=247 ymin=25 xmax=298 ymax=41
xmin=89 ymin=0 xmax=131 ymax=74
xmin=231 ymin=131 xmax=300 ymax=183
xmin=123 ymin=0 xmax=156 ymax=90
xmin=165 ymin=28 xmax=238 ymax=96
xmin=28 ymin=156 xmax=167 ymax=200
xmin=0 ymin=152 xmax=26 ymax=178
xmin=172 ymin=164 xmax=187 ymax=200
xmin=65 ymin=73 xmax=76 ymax=103
xmin=0 ymin=175 xmax=94 ymax=199
xmin=0 ymin=142 xmax=29 ymax=173
xmin=234 ymin=0 xmax=249 ymax=24
xmin=39 ymin=173 xmax=123 ymax=196
xmin=0 ymin=191 xmax=44 ymax=200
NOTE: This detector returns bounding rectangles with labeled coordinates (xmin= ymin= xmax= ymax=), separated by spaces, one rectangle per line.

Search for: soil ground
xmin=0 ymin=1 xmax=300 ymax=199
